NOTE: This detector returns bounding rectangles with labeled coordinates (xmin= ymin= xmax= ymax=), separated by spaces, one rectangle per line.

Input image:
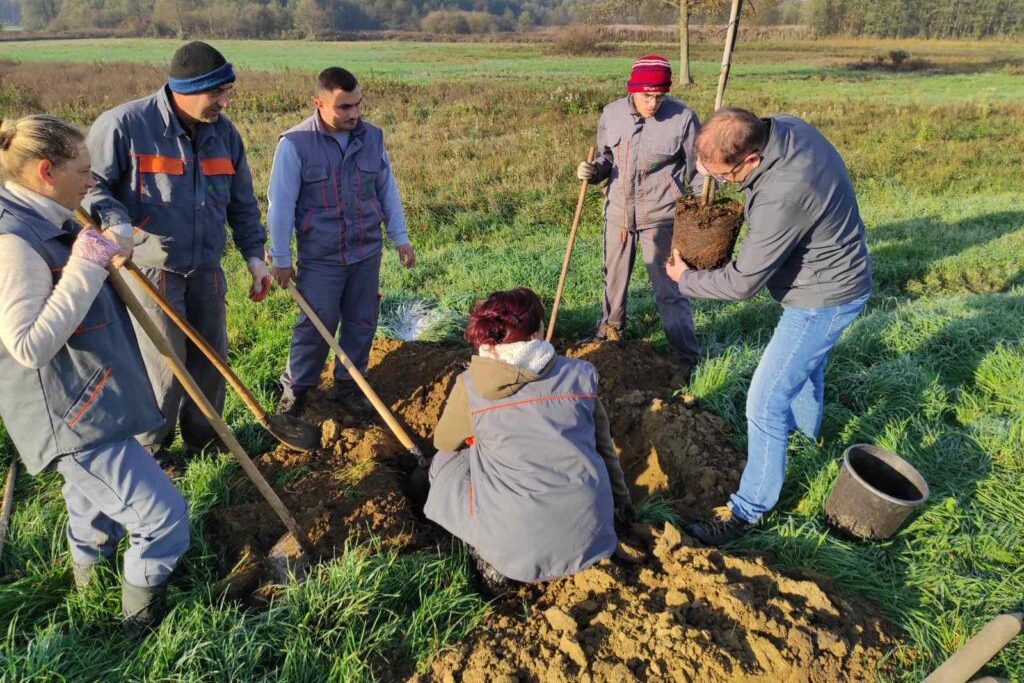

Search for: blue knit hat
xmin=167 ymin=41 xmax=235 ymax=95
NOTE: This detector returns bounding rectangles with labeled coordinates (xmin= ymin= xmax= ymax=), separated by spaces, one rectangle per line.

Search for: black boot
xmin=467 ymin=546 xmax=511 ymax=596
xmin=687 ymin=506 xmax=754 ymax=546
xmin=121 ymin=581 xmax=169 ymax=640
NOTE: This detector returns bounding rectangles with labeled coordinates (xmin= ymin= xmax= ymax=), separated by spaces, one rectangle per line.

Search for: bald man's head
xmin=695 ymin=108 xmax=768 ymax=166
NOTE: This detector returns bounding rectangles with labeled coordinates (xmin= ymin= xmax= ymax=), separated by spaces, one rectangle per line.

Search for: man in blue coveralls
xmin=269 ymin=67 xmax=415 ymax=416
xmin=84 ymin=41 xmax=271 ymax=467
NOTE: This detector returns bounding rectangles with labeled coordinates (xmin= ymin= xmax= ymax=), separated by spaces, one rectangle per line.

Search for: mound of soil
xmin=672 ymin=196 xmax=745 ymax=270
xmin=416 ymin=524 xmax=892 ymax=683
xmin=206 ymin=338 xmax=897 ymax=678
xmin=207 ymin=339 xmax=744 ymax=590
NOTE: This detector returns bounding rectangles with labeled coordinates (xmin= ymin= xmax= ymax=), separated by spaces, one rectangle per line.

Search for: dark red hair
xmin=464 ymin=288 xmax=545 ymax=348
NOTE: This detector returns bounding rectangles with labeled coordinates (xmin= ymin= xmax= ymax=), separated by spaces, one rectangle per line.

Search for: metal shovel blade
xmin=264 ymin=413 xmax=320 ymax=453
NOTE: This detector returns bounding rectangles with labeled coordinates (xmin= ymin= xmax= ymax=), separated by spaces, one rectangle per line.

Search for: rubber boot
xmin=121 ymin=581 xmax=169 ymax=640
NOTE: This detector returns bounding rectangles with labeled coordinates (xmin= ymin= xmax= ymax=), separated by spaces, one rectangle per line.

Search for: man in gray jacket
xmin=578 ymin=55 xmax=704 ymax=385
xmin=667 ymin=108 xmax=872 ymax=545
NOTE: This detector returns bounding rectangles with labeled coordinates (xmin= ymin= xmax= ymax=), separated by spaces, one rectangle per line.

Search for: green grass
xmin=1 ymin=37 xmax=1023 ymax=680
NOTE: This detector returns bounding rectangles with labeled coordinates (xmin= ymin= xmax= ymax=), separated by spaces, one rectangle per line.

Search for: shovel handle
xmin=0 ymin=454 xmax=15 ymax=565
xmin=547 ymin=145 xmax=595 ymax=343
xmin=75 ymin=212 xmax=311 ymax=551
xmin=72 ymin=211 xmax=274 ymax=432
xmin=285 ymin=282 xmax=425 ymax=464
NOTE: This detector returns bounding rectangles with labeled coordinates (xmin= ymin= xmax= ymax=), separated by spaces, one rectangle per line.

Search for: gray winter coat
xmin=677 ymin=116 xmax=872 ymax=308
xmin=424 ymin=355 xmax=619 ymax=582
xmin=592 ymin=95 xmax=704 ymax=238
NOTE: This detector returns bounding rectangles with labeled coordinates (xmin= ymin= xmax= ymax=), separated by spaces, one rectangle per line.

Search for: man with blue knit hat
xmin=268 ymin=67 xmax=415 ymax=416
xmin=83 ymin=41 xmax=270 ymax=467
xmin=577 ymin=55 xmax=704 ymax=386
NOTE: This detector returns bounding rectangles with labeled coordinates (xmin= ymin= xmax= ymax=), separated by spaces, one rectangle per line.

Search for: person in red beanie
xmin=577 ymin=55 xmax=705 ymax=386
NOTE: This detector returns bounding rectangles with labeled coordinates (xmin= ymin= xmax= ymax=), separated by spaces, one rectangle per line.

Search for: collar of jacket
xmin=156 ymin=85 xmax=189 ymax=140
xmin=0 ymin=186 xmax=74 ymax=243
xmin=741 ymin=117 xmax=781 ymax=191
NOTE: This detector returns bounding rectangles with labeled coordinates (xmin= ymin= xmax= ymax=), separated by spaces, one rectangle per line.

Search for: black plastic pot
xmin=823 ymin=444 xmax=929 ymax=541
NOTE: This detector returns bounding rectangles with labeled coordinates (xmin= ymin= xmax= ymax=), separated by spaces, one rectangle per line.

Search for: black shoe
xmin=584 ymin=322 xmax=623 ymax=344
xmin=687 ymin=507 xmax=754 ymax=546
xmin=467 ymin=546 xmax=511 ymax=596
xmin=276 ymin=390 xmax=307 ymax=417
xmin=332 ymin=382 xmax=371 ymax=412
xmin=671 ymin=363 xmax=694 ymax=387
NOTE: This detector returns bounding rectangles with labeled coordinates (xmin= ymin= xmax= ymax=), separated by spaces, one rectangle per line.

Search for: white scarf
xmin=478 ymin=339 xmax=556 ymax=375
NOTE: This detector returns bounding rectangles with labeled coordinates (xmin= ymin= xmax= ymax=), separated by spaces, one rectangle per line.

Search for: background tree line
xmin=5 ymin=0 xmax=1023 ymax=38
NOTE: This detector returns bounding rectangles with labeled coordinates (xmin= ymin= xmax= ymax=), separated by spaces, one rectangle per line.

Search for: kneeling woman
xmin=425 ymin=288 xmax=633 ymax=583
xmin=0 ymin=115 xmax=189 ymax=634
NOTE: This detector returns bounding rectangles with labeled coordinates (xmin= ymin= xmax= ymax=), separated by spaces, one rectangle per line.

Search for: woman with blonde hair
xmin=0 ymin=115 xmax=188 ymax=637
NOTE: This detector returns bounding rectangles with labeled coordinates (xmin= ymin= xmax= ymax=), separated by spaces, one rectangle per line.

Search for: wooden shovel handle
xmin=74 ymin=210 xmax=311 ymax=550
xmin=72 ymin=210 xmax=273 ymax=430
xmin=285 ymin=282 xmax=425 ymax=463
xmin=547 ymin=145 xmax=596 ymax=343
xmin=0 ymin=455 xmax=15 ymax=564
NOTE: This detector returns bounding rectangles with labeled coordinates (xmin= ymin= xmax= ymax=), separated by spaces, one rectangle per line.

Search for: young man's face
xmin=631 ymin=90 xmax=667 ymax=119
xmin=315 ymin=86 xmax=363 ymax=132
xmin=174 ymin=83 xmax=234 ymax=124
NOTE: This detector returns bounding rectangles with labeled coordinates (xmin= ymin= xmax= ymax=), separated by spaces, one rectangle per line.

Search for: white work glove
xmin=247 ymin=257 xmax=272 ymax=302
xmin=577 ymin=161 xmax=597 ymax=182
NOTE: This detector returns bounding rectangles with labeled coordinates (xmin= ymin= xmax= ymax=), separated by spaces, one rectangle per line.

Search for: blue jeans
xmin=729 ymin=294 xmax=869 ymax=524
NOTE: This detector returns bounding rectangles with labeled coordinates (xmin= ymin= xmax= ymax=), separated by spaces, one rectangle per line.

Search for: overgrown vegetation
xmin=0 ymin=38 xmax=1022 ymax=680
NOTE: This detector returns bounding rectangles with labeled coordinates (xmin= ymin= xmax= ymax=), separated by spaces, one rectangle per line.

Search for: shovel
xmin=0 ymin=451 xmax=15 ymax=567
xmin=73 ymin=210 xmax=318 ymax=453
xmin=128 ymin=264 xmax=317 ymax=452
xmin=283 ymin=283 xmax=428 ymax=470
xmin=76 ymin=215 xmax=312 ymax=554
xmin=547 ymin=146 xmax=595 ymax=343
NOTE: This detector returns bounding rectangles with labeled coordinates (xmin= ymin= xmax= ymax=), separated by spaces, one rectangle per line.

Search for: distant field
xmin=2 ymin=37 xmax=1024 ymax=103
xmin=1 ymin=37 xmax=1023 ymax=681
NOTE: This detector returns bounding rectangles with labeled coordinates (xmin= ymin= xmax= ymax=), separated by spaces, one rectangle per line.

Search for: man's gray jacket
xmin=592 ymin=96 xmax=704 ymax=238
xmin=678 ymin=115 xmax=872 ymax=308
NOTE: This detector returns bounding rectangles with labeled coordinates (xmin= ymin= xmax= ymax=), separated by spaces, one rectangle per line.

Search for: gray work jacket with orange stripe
xmin=592 ymin=95 xmax=704 ymax=239
xmin=0 ymin=190 xmax=163 ymax=475
xmin=425 ymin=355 xmax=618 ymax=582
xmin=82 ymin=86 xmax=266 ymax=274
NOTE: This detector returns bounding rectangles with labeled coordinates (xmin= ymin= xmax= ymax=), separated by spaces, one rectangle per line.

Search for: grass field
xmin=1 ymin=37 xmax=1023 ymax=681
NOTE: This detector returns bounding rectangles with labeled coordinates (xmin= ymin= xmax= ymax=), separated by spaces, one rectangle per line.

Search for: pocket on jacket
xmin=356 ymin=156 xmax=379 ymax=198
xmin=201 ymin=157 xmax=235 ymax=208
xmin=137 ymin=154 xmax=185 ymax=206
xmin=63 ymin=365 xmax=112 ymax=427
xmin=300 ymin=165 xmax=338 ymax=209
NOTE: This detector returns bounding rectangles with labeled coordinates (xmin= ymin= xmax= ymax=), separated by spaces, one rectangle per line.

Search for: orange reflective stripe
xmin=137 ymin=154 xmax=185 ymax=175
xmin=200 ymin=157 xmax=235 ymax=176
xmin=468 ymin=481 xmax=475 ymax=517
xmin=465 ymin=436 xmax=475 ymax=447
xmin=67 ymin=368 xmax=112 ymax=426
xmin=470 ymin=393 xmax=598 ymax=416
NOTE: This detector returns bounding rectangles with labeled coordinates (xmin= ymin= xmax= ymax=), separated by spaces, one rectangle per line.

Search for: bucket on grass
xmin=823 ymin=444 xmax=929 ymax=541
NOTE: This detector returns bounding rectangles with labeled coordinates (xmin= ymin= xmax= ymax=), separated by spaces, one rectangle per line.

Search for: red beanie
xmin=627 ymin=55 xmax=672 ymax=93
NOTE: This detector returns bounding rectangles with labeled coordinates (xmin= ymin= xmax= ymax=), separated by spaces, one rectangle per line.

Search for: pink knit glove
xmin=71 ymin=230 xmax=121 ymax=268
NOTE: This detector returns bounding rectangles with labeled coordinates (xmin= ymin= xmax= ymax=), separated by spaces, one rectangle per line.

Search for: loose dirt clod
xmin=672 ymin=196 xmax=745 ymax=270
xmin=414 ymin=524 xmax=893 ymax=683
